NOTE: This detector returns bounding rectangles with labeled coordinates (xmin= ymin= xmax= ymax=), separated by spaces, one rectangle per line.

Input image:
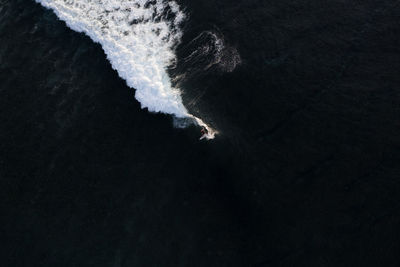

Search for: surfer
xmin=200 ymin=127 xmax=208 ymax=140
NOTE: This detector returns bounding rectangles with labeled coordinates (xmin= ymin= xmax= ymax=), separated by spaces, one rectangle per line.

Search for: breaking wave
xmin=35 ymin=0 xmax=216 ymax=139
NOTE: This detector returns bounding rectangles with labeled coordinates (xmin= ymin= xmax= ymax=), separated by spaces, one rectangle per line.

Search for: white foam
xmin=35 ymin=0 xmax=216 ymax=138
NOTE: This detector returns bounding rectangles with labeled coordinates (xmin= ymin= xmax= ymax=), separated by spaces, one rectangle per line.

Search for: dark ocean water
xmin=1 ymin=0 xmax=400 ymax=266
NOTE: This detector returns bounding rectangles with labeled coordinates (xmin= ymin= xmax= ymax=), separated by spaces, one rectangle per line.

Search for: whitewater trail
xmin=35 ymin=0 xmax=216 ymax=140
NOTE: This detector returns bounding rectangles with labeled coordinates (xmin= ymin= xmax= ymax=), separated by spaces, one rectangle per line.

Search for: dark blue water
xmin=1 ymin=0 xmax=400 ymax=266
